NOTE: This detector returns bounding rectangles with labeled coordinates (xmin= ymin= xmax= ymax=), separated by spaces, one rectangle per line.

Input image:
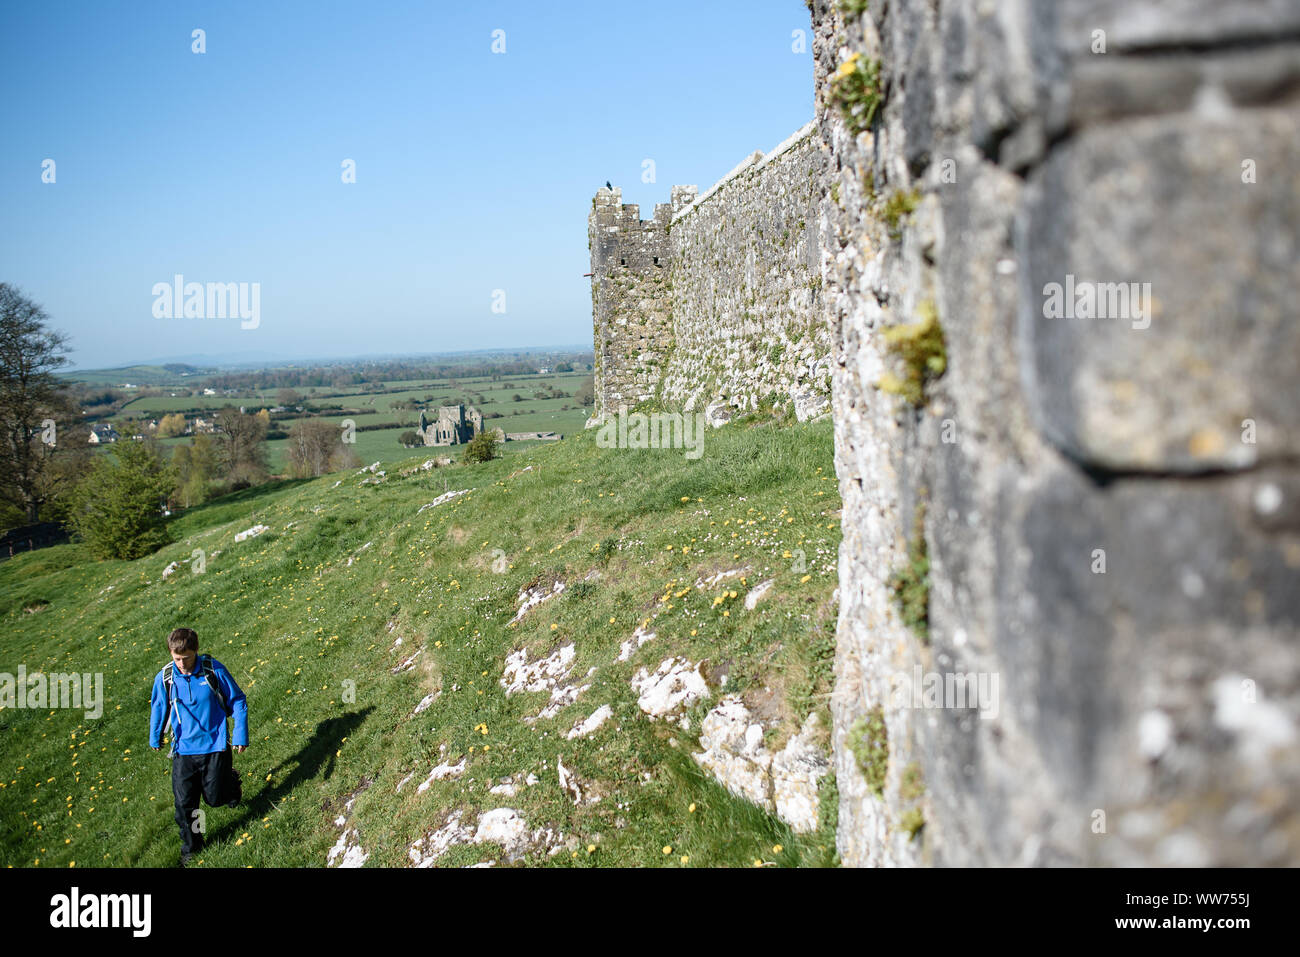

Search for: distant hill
xmin=62 ymin=346 xmax=595 ymax=383
xmin=58 ymin=364 xmax=210 ymax=387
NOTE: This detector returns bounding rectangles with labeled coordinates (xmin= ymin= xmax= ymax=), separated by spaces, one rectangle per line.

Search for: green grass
xmin=0 ymin=417 xmax=841 ymax=867
xmin=831 ymin=53 xmax=882 ymax=136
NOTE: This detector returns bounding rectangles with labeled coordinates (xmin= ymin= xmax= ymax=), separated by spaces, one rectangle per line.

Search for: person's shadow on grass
xmin=208 ymin=707 xmax=373 ymax=848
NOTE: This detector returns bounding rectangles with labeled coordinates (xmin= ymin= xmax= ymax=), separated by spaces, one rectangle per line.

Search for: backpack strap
xmin=162 ymin=664 xmax=177 ymax=756
xmin=199 ymin=655 xmax=231 ymax=716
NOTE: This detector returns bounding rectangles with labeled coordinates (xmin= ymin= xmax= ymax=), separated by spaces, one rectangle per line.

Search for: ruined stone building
xmin=416 ymin=405 xmax=483 ymax=446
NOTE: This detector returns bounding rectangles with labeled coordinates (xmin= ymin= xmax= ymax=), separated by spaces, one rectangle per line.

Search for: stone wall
xmin=660 ymin=123 xmax=833 ymax=423
xmin=812 ymin=0 xmax=1300 ymax=866
xmin=589 ymin=126 xmax=832 ymax=424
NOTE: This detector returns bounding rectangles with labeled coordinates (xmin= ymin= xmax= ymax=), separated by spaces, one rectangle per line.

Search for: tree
xmin=286 ymin=418 xmax=356 ymax=478
xmin=157 ymin=412 xmax=187 ymax=437
xmin=398 ymin=430 xmax=420 ymax=448
xmin=171 ymin=433 xmax=218 ymax=508
xmin=575 ymin=375 xmax=595 ymax=408
xmin=462 ymin=430 xmax=500 ymax=464
xmin=66 ymin=439 xmax=177 ymax=559
xmin=0 ymin=283 xmax=79 ymax=523
xmin=276 ymin=388 xmax=302 ymax=408
xmin=212 ymin=406 xmax=270 ymax=486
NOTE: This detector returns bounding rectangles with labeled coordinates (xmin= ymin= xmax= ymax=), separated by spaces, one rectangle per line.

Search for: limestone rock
xmin=694 ymin=695 xmax=829 ymax=833
xmin=631 ymin=657 xmax=709 ymax=718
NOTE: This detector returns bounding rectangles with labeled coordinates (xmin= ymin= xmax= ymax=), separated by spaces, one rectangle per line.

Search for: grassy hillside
xmin=0 ymin=416 xmax=841 ymax=867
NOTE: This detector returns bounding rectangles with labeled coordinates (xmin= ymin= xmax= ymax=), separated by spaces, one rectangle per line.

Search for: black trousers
xmin=172 ymin=746 xmax=242 ymax=856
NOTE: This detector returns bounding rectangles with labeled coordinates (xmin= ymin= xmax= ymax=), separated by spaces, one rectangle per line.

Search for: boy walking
xmin=149 ymin=627 xmax=249 ymax=866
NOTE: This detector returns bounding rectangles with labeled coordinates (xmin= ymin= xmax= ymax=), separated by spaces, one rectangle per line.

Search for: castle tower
xmin=588 ymin=184 xmax=695 ymax=420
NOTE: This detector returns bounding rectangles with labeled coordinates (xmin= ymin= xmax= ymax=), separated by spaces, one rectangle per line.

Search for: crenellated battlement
xmin=589 ymin=187 xmax=674 ymax=275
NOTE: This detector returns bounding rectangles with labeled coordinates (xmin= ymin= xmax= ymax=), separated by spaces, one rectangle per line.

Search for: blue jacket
xmin=149 ymin=657 xmax=249 ymax=755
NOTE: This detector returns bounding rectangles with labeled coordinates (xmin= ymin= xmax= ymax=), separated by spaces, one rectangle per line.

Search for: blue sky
xmin=0 ymin=0 xmax=815 ymax=370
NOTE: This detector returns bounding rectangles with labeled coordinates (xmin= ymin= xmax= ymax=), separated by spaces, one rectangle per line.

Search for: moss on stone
xmin=877 ymin=299 xmax=946 ymax=406
xmin=889 ymin=500 xmax=930 ymax=643
xmin=861 ymin=169 xmax=877 ymax=206
xmin=847 ymin=706 xmax=888 ymax=796
xmin=899 ymin=806 xmax=925 ymax=840
xmin=899 ymin=761 xmax=925 ymax=802
xmin=881 ymin=187 xmax=920 ymax=242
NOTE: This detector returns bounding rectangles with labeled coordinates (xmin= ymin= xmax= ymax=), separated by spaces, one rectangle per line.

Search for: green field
xmin=106 ymin=369 xmax=593 ymax=472
xmin=0 ymin=414 xmax=841 ymax=868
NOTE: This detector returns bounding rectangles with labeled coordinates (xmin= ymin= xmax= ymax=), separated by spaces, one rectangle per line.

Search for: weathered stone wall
xmin=660 ymin=124 xmax=833 ymax=423
xmin=589 ymin=128 xmax=832 ymax=424
xmin=586 ymin=0 xmax=1298 ymax=866
xmin=813 ymin=0 xmax=1300 ymax=866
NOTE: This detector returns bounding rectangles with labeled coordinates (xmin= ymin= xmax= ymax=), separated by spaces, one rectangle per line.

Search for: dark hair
xmin=167 ymin=627 xmax=199 ymax=653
